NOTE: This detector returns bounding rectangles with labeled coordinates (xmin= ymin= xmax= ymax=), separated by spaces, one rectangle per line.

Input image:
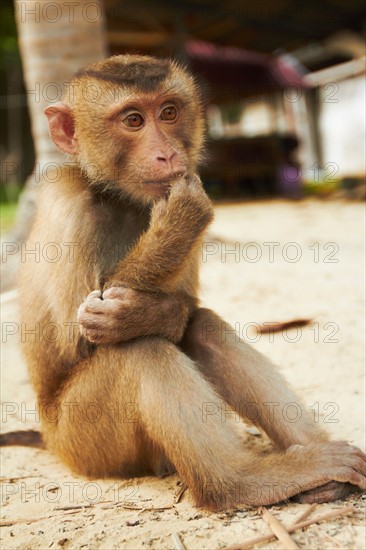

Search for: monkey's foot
xmin=292 ymin=481 xmax=360 ymax=504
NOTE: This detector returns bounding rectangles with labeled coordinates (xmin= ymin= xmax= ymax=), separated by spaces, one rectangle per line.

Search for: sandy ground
xmin=1 ymin=199 xmax=365 ymax=549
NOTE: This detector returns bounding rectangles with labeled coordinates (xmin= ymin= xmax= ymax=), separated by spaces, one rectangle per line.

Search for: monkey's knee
xmin=45 ymin=402 xmax=141 ymax=478
xmin=183 ymin=307 xmax=225 ymax=351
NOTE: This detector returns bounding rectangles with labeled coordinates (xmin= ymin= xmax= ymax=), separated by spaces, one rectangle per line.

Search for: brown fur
xmin=18 ymin=55 xmax=365 ymax=510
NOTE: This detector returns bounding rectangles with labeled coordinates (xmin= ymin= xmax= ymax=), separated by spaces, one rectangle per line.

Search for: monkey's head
xmin=45 ymin=54 xmax=205 ymax=205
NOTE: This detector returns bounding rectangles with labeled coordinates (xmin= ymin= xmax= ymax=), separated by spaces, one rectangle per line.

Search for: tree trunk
xmin=2 ymin=0 xmax=107 ymax=291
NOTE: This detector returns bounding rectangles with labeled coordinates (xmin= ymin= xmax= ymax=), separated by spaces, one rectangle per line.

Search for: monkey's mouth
xmin=144 ymin=172 xmax=184 ymax=187
xmin=143 ymin=172 xmax=186 ymax=186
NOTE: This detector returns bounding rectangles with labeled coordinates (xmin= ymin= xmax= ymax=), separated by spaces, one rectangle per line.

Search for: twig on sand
xmin=221 ymin=505 xmax=355 ymax=550
xmin=174 ymin=484 xmax=188 ymax=504
xmin=172 ymin=531 xmax=186 ymax=550
xmin=259 ymin=506 xmax=299 ymax=549
xmin=0 ymin=509 xmax=84 ymax=527
xmin=256 ymin=319 xmax=312 ymax=334
xmin=291 ymin=503 xmax=317 ymax=524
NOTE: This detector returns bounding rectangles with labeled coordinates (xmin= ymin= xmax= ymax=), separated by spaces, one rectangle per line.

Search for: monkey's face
xmin=90 ymin=92 xmax=192 ymax=203
xmin=45 ymin=55 xmax=205 ymax=206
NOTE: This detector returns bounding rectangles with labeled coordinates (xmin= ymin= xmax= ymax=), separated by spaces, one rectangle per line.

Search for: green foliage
xmin=0 ymin=202 xmax=17 ymax=233
xmin=221 ymin=103 xmax=242 ymax=125
xmin=0 ymin=182 xmax=22 ymax=203
xmin=303 ymin=179 xmax=340 ymax=196
xmin=0 ymin=1 xmax=20 ymax=71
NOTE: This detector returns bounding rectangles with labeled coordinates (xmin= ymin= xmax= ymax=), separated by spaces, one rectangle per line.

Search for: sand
xmin=1 ymin=199 xmax=365 ymax=549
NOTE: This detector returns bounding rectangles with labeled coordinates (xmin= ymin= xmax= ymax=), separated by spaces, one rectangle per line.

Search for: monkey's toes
xmin=292 ymin=481 xmax=360 ymax=504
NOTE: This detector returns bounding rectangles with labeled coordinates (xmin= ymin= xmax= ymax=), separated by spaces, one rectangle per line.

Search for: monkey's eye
xmin=123 ymin=113 xmax=144 ymax=128
xmin=160 ymin=105 xmax=178 ymax=122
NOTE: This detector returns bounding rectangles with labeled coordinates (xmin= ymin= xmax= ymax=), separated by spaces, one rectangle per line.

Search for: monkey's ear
xmin=44 ymin=103 xmax=79 ymax=155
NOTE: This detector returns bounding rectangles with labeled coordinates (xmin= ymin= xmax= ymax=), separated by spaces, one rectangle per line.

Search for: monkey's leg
xmin=47 ymin=337 xmax=365 ymax=510
xmin=48 ymin=337 xmax=250 ymax=501
xmin=181 ymin=308 xmax=364 ymax=502
xmin=181 ymin=308 xmax=324 ymax=449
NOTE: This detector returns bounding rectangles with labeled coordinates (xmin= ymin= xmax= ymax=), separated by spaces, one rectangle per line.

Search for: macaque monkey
xmin=17 ymin=55 xmax=365 ymax=510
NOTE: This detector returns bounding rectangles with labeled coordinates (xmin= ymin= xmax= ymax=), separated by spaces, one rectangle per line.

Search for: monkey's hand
xmin=151 ymin=174 xmax=214 ymax=237
xmin=77 ymin=287 xmax=197 ymax=345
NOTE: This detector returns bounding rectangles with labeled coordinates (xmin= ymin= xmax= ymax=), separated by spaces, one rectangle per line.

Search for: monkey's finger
xmin=188 ymin=173 xmax=202 ymax=186
xmin=81 ymin=327 xmax=104 ymax=342
xmin=338 ymin=442 xmax=366 ymax=465
xmin=78 ymin=312 xmax=112 ymax=330
xmin=332 ymin=469 xmax=366 ymax=490
xmin=86 ymin=290 xmax=102 ymax=300
xmin=77 ymin=303 xmax=111 ymax=325
xmin=78 ymin=293 xmax=102 ymax=313
xmin=83 ymin=291 xmax=106 ymax=309
xmin=333 ymin=444 xmax=366 ymax=476
xmin=358 ymin=477 xmax=366 ymax=490
xmin=82 ymin=294 xmax=137 ymax=315
xmin=349 ymin=447 xmax=366 ymax=467
xmin=80 ymin=320 xmax=125 ymax=344
xmin=187 ymin=177 xmax=207 ymax=196
xmin=151 ymin=197 xmax=168 ymax=218
xmin=353 ymin=452 xmax=366 ymax=475
xmin=349 ymin=445 xmax=366 ymax=461
xmin=171 ymin=178 xmax=188 ymax=194
xmin=82 ymin=300 xmax=119 ymax=314
xmin=80 ymin=327 xmax=113 ymax=344
xmin=351 ymin=455 xmax=366 ymax=476
xmin=103 ymin=287 xmax=129 ymax=300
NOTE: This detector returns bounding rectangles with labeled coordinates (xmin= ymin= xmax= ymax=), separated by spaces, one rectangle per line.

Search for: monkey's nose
xmin=156 ymin=151 xmax=181 ymax=171
xmin=156 ymin=151 xmax=178 ymax=164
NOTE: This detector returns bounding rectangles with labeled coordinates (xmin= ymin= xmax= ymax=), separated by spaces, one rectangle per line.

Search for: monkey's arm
xmin=78 ymin=287 xmax=197 ymax=344
xmin=78 ymin=176 xmax=209 ymax=344
xmin=104 ymin=175 xmax=214 ymax=293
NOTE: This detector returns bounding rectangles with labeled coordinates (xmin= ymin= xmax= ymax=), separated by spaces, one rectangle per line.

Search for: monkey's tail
xmin=0 ymin=430 xmax=45 ymax=448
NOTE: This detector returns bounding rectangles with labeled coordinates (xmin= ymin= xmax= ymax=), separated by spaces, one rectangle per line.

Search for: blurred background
xmin=0 ymin=0 xmax=365 ymax=238
xmin=1 ymin=7 xmax=366 ymax=546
